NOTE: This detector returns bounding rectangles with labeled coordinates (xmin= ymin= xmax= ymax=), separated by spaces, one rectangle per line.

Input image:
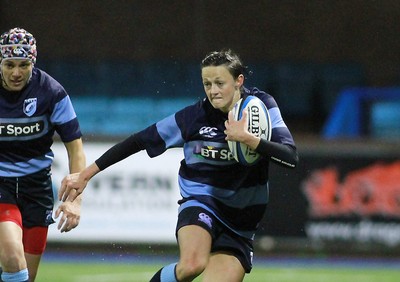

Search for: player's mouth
xmin=10 ymin=80 xmax=23 ymax=86
xmin=211 ymin=94 xmax=223 ymax=101
xmin=5 ymin=79 xmax=25 ymax=90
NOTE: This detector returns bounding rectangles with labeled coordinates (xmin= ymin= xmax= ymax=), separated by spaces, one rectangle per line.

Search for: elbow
xmin=287 ymin=147 xmax=299 ymax=169
xmin=289 ymin=151 xmax=299 ymax=169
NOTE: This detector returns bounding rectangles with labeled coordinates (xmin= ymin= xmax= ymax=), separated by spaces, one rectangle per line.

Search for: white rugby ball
xmin=227 ymin=96 xmax=272 ymax=166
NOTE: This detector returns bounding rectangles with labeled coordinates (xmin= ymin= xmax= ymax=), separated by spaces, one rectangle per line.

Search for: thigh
xmin=0 ymin=202 xmax=25 ymax=268
xmin=177 ymin=225 xmax=212 ymax=262
xmin=0 ymin=221 xmax=26 ymax=271
xmin=202 ymin=252 xmax=245 ymax=282
xmin=176 ymin=207 xmax=214 ymax=262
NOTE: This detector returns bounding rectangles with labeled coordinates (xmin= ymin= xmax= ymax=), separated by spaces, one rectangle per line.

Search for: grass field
xmin=37 ymin=261 xmax=400 ymax=282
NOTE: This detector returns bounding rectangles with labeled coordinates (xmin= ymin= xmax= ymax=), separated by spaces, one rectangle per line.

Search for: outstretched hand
xmin=58 ymin=173 xmax=86 ymax=202
xmin=54 ymin=199 xmax=81 ymax=232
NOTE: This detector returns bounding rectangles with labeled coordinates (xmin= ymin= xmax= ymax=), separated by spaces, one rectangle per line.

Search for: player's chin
xmin=211 ymin=100 xmax=229 ymax=112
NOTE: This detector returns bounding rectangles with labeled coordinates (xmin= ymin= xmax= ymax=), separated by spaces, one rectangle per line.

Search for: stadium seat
xmin=72 ymin=96 xmax=199 ymax=136
xmin=370 ymin=101 xmax=400 ymax=139
xmin=46 ymin=60 xmax=98 ymax=96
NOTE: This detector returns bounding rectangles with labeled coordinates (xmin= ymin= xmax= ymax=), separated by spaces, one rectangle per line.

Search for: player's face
xmin=1 ymin=59 xmax=33 ymax=92
xmin=202 ymin=65 xmax=243 ymax=113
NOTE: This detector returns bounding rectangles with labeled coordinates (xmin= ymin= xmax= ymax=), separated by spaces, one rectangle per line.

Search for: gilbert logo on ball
xmin=228 ymin=96 xmax=271 ymax=166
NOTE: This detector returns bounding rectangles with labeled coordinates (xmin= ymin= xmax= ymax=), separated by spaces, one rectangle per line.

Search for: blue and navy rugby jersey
xmin=0 ymin=68 xmax=82 ymax=177
xmin=136 ymin=87 xmax=296 ymax=240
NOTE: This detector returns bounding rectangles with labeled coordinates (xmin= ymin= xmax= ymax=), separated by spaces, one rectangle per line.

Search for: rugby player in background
xmin=0 ymin=27 xmax=86 ymax=282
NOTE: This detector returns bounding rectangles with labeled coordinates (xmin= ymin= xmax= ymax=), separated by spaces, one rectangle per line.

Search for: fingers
xmin=59 ymin=174 xmax=82 ymax=202
xmin=57 ymin=212 xmax=67 ymax=232
xmin=58 ymin=215 xmax=79 ymax=233
xmin=54 ymin=206 xmax=61 ymax=219
xmin=66 ymin=188 xmax=81 ymax=202
xmin=228 ymin=110 xmax=234 ymax=122
xmin=56 ymin=205 xmax=80 ymax=233
xmin=240 ymin=109 xmax=248 ymax=123
xmin=58 ymin=176 xmax=69 ymax=201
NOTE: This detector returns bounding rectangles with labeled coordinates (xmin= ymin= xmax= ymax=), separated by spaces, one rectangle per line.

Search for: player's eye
xmin=4 ymin=63 xmax=14 ymax=69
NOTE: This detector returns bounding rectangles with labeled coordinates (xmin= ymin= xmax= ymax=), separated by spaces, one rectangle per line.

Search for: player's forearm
xmin=65 ymin=138 xmax=86 ymax=173
xmin=256 ymin=139 xmax=298 ymax=168
xmin=69 ymin=152 xmax=86 ymax=174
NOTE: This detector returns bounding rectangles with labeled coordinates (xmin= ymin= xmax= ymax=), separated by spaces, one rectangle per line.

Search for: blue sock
xmin=150 ymin=263 xmax=178 ymax=282
xmin=161 ymin=263 xmax=178 ymax=282
xmin=1 ymin=269 xmax=29 ymax=282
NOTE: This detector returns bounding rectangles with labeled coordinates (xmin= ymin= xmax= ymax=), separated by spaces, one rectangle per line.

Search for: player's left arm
xmin=225 ymin=110 xmax=298 ymax=168
xmin=55 ymin=138 xmax=86 ymax=232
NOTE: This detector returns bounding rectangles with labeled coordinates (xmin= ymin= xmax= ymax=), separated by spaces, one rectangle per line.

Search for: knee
xmin=176 ymin=256 xmax=208 ymax=280
xmin=0 ymin=243 xmax=26 ymax=272
xmin=0 ymin=252 xmax=26 ymax=272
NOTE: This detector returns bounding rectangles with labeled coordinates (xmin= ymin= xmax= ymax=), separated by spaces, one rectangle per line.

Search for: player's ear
xmin=236 ymin=74 xmax=244 ymax=87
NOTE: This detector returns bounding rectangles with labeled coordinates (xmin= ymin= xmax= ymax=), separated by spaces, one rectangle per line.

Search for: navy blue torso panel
xmin=0 ymin=68 xmax=82 ymax=176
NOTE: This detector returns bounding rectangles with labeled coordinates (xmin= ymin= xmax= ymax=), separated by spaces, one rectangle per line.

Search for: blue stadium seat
xmin=46 ymin=60 xmax=98 ymax=96
xmin=72 ymin=96 xmax=200 ymax=136
xmin=370 ymin=101 xmax=400 ymax=139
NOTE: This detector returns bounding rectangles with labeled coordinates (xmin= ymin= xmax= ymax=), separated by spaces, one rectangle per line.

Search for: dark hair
xmin=201 ymin=49 xmax=247 ymax=79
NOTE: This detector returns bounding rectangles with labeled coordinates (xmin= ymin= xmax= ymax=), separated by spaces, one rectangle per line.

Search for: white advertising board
xmin=47 ymin=142 xmax=183 ymax=243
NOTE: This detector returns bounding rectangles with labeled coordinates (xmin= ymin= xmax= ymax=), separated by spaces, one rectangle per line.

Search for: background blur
xmin=1 ymin=0 xmax=399 ymax=260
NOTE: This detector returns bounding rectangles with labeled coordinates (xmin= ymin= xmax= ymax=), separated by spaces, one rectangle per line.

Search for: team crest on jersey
xmin=23 ymin=98 xmax=37 ymax=116
xmin=199 ymin=126 xmax=218 ymax=138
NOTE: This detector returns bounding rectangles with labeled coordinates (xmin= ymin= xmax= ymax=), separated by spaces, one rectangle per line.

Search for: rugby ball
xmin=227 ymin=96 xmax=272 ymax=165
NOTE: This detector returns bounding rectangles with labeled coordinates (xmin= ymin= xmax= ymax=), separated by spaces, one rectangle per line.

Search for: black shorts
xmin=0 ymin=167 xmax=55 ymax=227
xmin=176 ymin=206 xmax=254 ymax=273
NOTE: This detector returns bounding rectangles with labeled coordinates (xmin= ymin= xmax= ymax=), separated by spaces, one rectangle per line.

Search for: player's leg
xmin=175 ymin=225 xmax=212 ymax=280
xmin=150 ymin=225 xmax=211 ymax=282
xmin=24 ymin=254 xmax=42 ymax=282
xmin=23 ymin=226 xmax=49 ymax=281
xmin=18 ymin=168 xmax=54 ymax=281
xmin=201 ymin=228 xmax=253 ymax=282
xmin=149 ymin=207 xmax=214 ymax=281
xmin=0 ymin=204 xmax=29 ymax=282
xmin=202 ymin=252 xmax=245 ymax=282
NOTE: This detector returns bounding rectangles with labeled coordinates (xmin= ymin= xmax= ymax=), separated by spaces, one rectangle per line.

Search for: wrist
xmin=82 ymin=163 xmax=100 ymax=182
xmin=243 ymin=134 xmax=261 ymax=150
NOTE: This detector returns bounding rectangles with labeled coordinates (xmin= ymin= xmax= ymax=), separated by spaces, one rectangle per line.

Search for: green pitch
xmin=36 ymin=262 xmax=400 ymax=282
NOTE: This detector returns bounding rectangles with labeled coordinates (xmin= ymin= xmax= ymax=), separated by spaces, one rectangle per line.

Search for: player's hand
xmin=225 ymin=109 xmax=261 ymax=150
xmin=224 ymin=109 xmax=250 ymax=142
xmin=54 ymin=198 xmax=81 ymax=232
xmin=59 ymin=173 xmax=86 ymax=202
